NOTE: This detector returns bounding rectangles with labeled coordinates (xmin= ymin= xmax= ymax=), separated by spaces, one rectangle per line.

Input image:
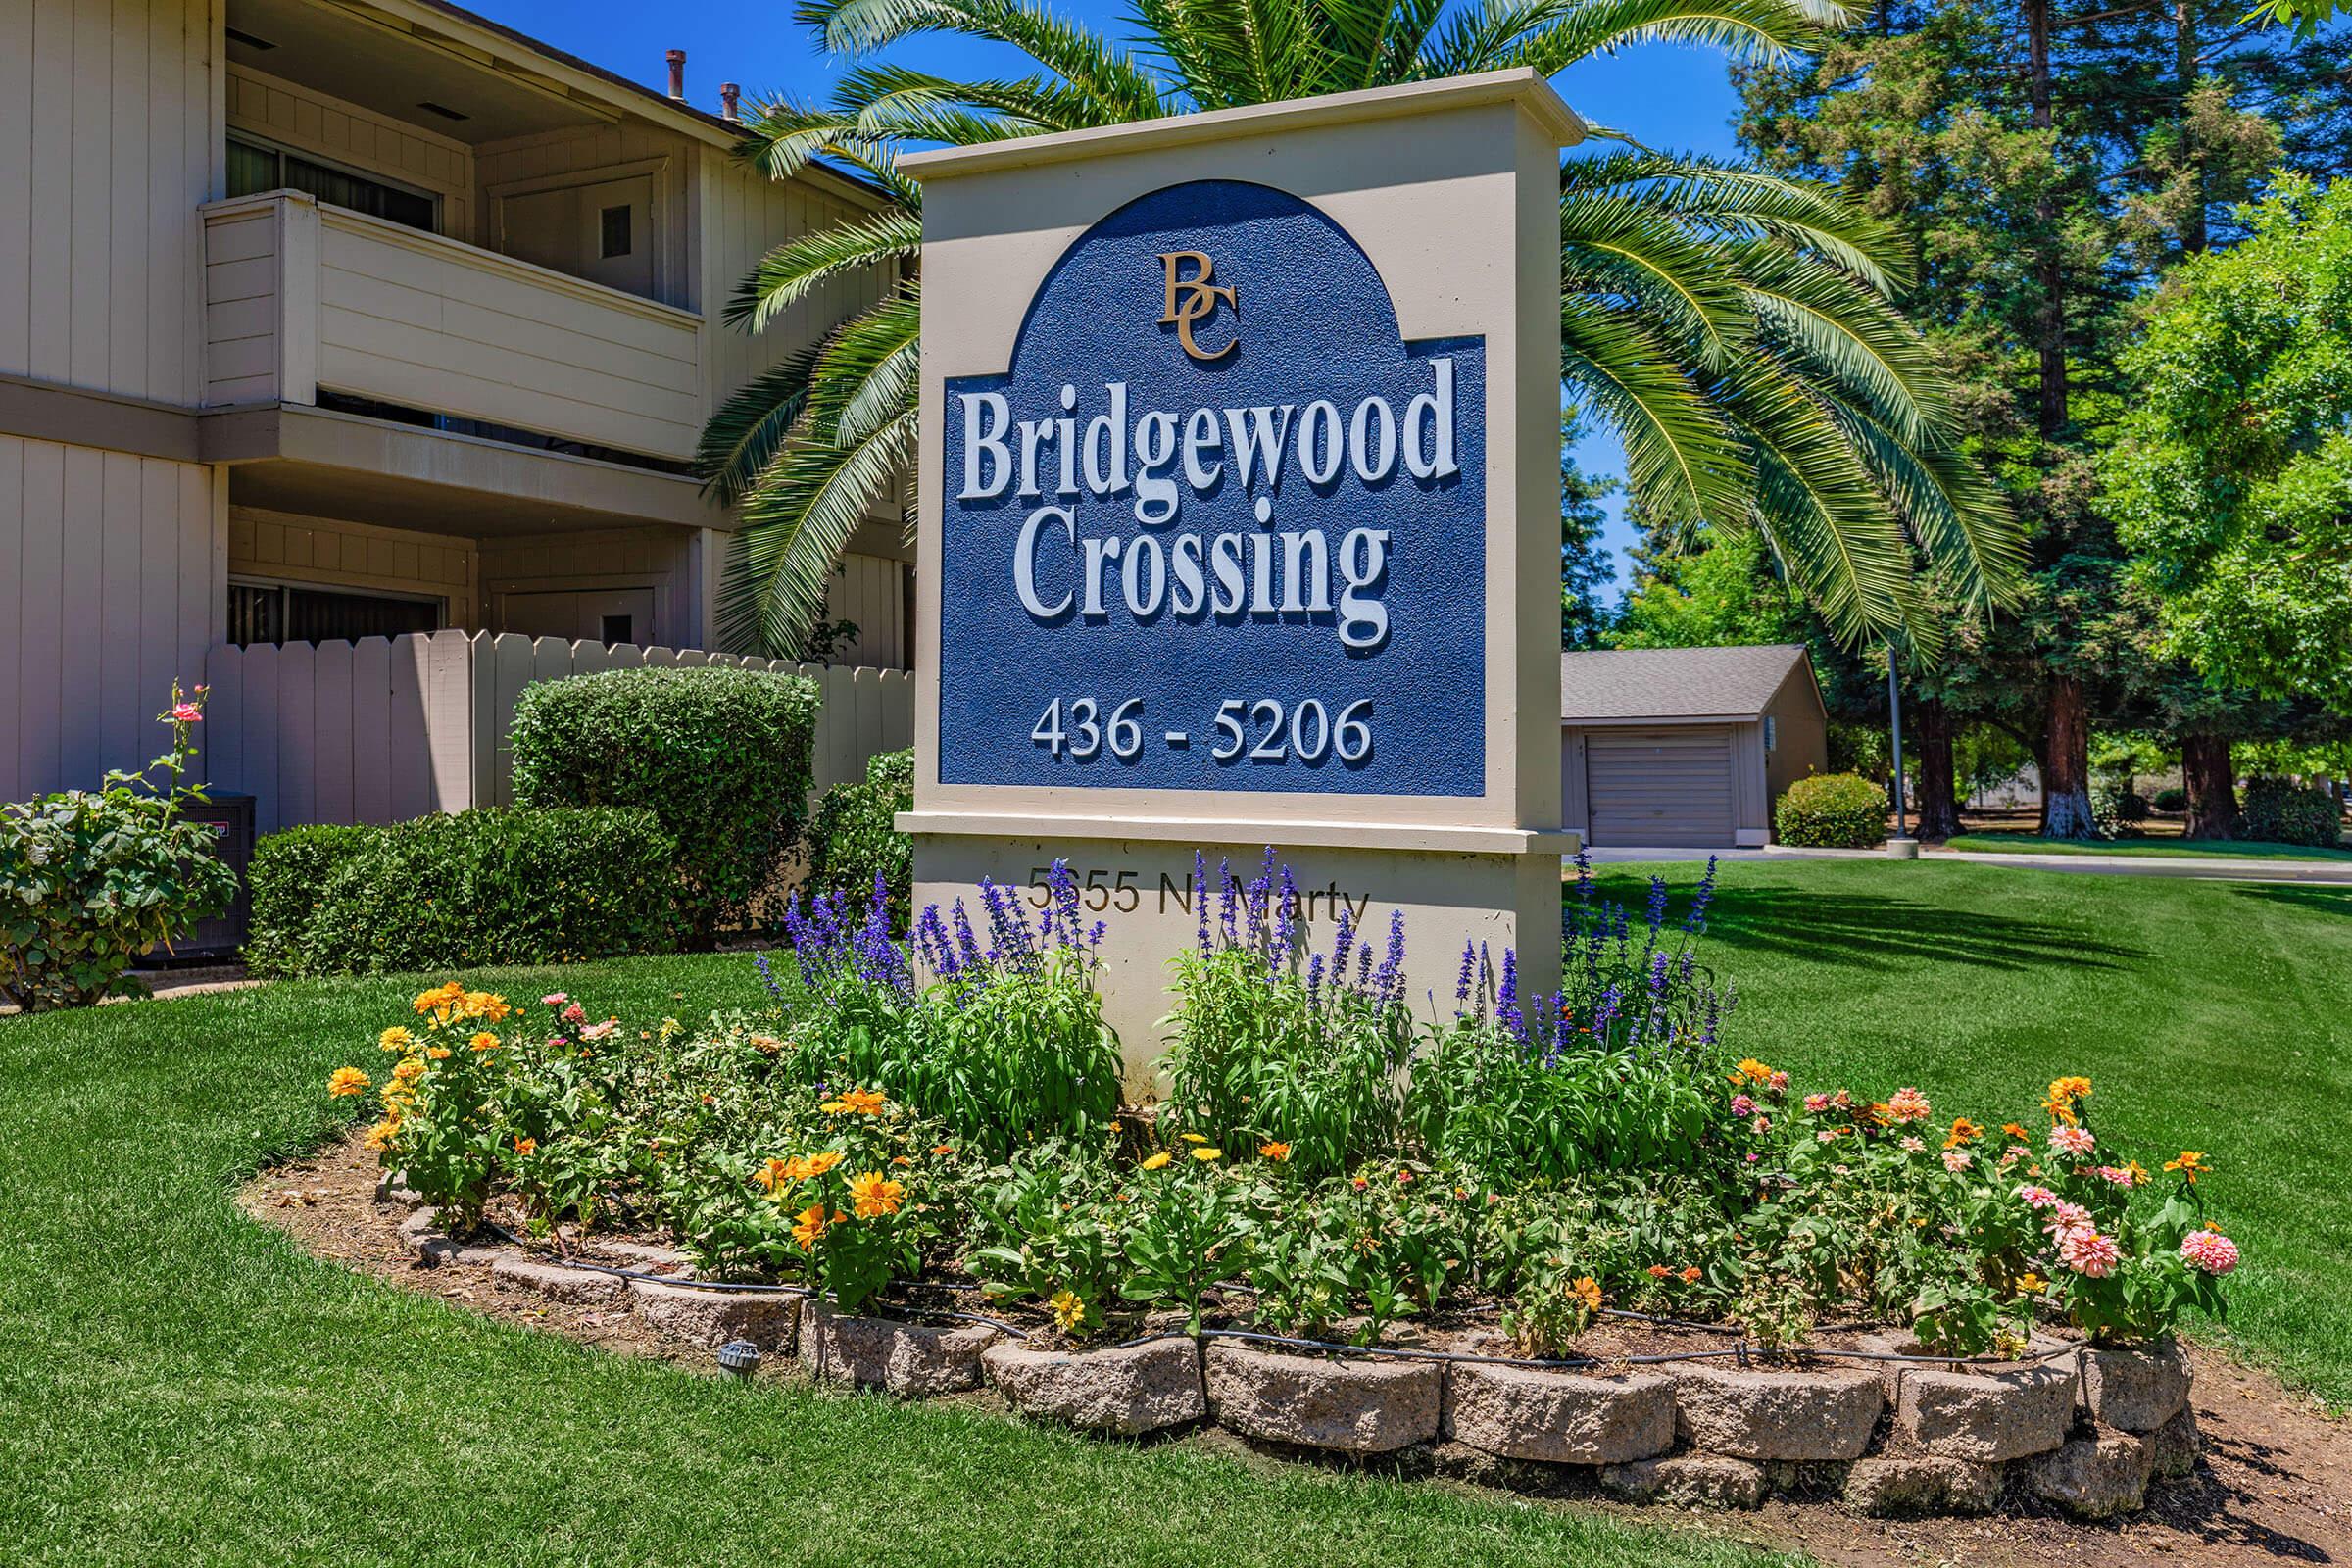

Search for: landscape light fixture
xmin=715 ymin=1340 xmax=761 ymax=1379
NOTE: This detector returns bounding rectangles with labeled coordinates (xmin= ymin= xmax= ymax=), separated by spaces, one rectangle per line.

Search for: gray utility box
xmin=144 ymin=792 xmax=256 ymax=964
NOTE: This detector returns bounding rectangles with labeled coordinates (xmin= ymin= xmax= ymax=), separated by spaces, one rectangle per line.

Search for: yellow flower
xmin=804 ymin=1150 xmax=845 ymax=1178
xmin=377 ymin=1027 xmax=414 ymax=1054
xmin=326 ymin=1066 xmax=370 ymax=1098
xmin=1192 ymin=1147 xmax=1222 ymax=1161
xmin=1571 ymin=1276 xmax=1603 ymax=1313
xmin=2164 ymin=1151 xmax=2209 ymax=1184
xmin=849 ymin=1170 xmax=906 ymax=1218
xmin=755 ymin=1158 xmax=795 ymax=1195
xmin=463 ymin=991 xmax=511 ymax=1023
xmin=1140 ymin=1151 xmax=1172 ymax=1171
xmin=389 ymin=1056 xmax=426 ymax=1085
xmin=413 ymin=981 xmax=466 ymax=1020
xmin=1050 ymin=1290 xmax=1086 ymax=1333
xmin=469 ymin=1031 xmax=499 ymax=1053
xmin=362 ymin=1117 xmax=401 ymax=1152
xmin=2043 ymin=1075 xmax=2093 ymax=1124
xmin=2016 ymin=1272 xmax=2047 ymax=1294
xmin=1259 ymin=1142 xmax=1292 ymax=1162
xmin=791 ymin=1204 xmax=831 ymax=1248
xmin=425 ymin=1046 xmax=451 ymax=1060
xmin=820 ymin=1087 xmax=889 ymax=1115
xmin=1179 ymin=1133 xmax=1208 ymax=1145
xmin=1731 ymin=1058 xmax=1773 ymax=1087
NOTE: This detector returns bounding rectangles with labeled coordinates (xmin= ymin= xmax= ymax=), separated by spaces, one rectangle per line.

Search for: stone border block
xmin=2022 ymin=1430 xmax=2153 ymax=1519
xmin=1669 ymin=1361 xmax=1884 ymax=1461
xmin=490 ymin=1254 xmax=628 ymax=1306
xmin=1442 ymin=1363 xmax=1674 ymax=1465
xmin=983 ymin=1336 xmax=1206 ymax=1435
xmin=1860 ymin=1336 xmax=2077 ymax=1463
xmin=2080 ymin=1341 xmax=2190 ymax=1433
xmin=1842 ymin=1454 xmax=2003 ymax=1517
xmin=1601 ymin=1454 xmax=1765 ymax=1510
xmin=630 ymin=1280 xmax=801 ymax=1349
xmin=1204 ymin=1343 xmax=1441 ymax=1453
xmin=800 ymin=1303 xmax=999 ymax=1397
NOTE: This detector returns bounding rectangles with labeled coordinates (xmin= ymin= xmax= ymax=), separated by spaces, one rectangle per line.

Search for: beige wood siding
xmin=0 ymin=433 xmax=223 ymax=801
xmin=479 ymin=526 xmax=696 ymax=646
xmin=229 ymin=504 xmax=477 ymax=625
xmin=225 ymin=64 xmax=475 ymax=238
xmin=1762 ymin=665 xmax=1831 ymax=823
xmin=475 ymin=123 xmax=697 ymax=309
xmin=0 ymin=0 xmax=217 ymax=406
xmin=1584 ymin=727 xmax=1740 ymax=848
xmin=829 ymin=551 xmax=908 ymax=669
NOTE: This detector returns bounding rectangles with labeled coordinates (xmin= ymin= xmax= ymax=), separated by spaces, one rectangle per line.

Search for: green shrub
xmin=244 ymin=823 xmax=380 ymax=978
xmin=2240 ymin=776 xmax=2344 ymax=847
xmin=0 ymin=686 xmax=236 ymax=1010
xmin=1774 ymin=772 xmax=1888 ymax=848
xmin=805 ymin=749 xmax=913 ymax=929
xmin=2091 ymin=778 xmax=2149 ymax=838
xmin=509 ymin=666 xmax=820 ymax=940
xmin=288 ymin=807 xmax=680 ymax=975
xmin=2152 ymin=786 xmax=2188 ymax=813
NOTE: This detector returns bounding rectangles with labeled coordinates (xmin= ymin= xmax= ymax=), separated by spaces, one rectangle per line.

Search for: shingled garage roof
xmin=1560 ymin=645 xmax=1814 ymax=723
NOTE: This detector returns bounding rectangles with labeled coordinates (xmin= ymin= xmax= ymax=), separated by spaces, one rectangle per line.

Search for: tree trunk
xmin=2040 ymin=674 xmax=2097 ymax=838
xmin=2181 ymin=731 xmax=2237 ymax=840
xmin=1914 ymin=698 xmax=1961 ymax=841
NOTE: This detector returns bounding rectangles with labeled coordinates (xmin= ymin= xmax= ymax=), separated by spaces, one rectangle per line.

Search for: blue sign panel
xmin=939 ymin=179 xmax=1485 ymax=795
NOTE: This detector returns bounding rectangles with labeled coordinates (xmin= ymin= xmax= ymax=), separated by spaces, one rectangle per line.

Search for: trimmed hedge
xmin=2240 ymin=777 xmax=2344 ymax=848
xmin=805 ymin=749 xmax=913 ymax=929
xmin=2152 ymin=786 xmax=2188 ymax=814
xmin=243 ymin=823 xmax=378 ymax=978
xmin=243 ymin=808 xmax=680 ymax=976
xmin=1775 ymin=772 xmax=1888 ymax=849
xmin=509 ymin=666 xmax=820 ymax=940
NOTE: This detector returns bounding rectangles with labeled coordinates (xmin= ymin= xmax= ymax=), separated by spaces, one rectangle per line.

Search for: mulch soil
xmin=245 ymin=1130 xmax=2352 ymax=1568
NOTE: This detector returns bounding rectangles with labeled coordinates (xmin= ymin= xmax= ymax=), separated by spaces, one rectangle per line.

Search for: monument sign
xmin=901 ymin=71 xmax=1584 ymax=1077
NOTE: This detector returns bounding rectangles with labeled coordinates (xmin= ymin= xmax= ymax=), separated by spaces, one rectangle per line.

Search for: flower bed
xmin=324 ymin=855 xmax=2241 ymax=1518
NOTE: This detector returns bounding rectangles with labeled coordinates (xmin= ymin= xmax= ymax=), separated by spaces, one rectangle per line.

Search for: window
xmin=228 ymin=581 xmax=443 ymax=647
xmin=600 ymin=613 xmax=634 ymax=646
xmin=599 ymin=204 xmax=633 ymax=259
xmin=1763 ymin=715 xmax=1779 ymax=754
xmin=226 ymin=134 xmax=437 ymax=233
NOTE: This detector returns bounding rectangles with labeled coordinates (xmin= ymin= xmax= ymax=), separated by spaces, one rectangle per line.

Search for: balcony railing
xmin=200 ymin=190 xmax=705 ymax=463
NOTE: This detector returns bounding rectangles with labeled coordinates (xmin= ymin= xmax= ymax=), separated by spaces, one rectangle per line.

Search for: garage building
xmin=1561 ymin=645 xmax=1830 ymax=849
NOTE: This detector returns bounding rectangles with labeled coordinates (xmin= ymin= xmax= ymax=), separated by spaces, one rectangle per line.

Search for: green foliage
xmin=1774 ymin=772 xmax=1888 ymax=848
xmin=2106 ymin=178 xmax=2352 ymax=712
xmin=2239 ymin=777 xmax=2343 ymax=848
xmin=1559 ymin=407 xmax=1617 ymax=651
xmin=805 ymin=748 xmax=913 ymax=929
xmin=0 ymin=685 xmax=236 ymax=1010
xmin=1607 ymin=529 xmax=1809 ymax=652
xmin=2092 ymin=779 xmax=2150 ymax=838
xmin=243 ymin=824 xmax=379 ymax=979
xmin=2152 ymin=786 xmax=2188 ymax=813
xmin=707 ymin=0 xmax=2023 ymax=656
xmin=271 ymin=808 xmax=681 ymax=976
xmin=509 ymin=666 xmax=820 ymax=939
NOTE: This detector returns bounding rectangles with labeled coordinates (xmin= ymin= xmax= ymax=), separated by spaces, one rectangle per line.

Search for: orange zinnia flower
xmin=1258 ymin=1142 xmax=1292 ymax=1162
xmin=791 ymin=1204 xmax=830 ymax=1247
xmin=1943 ymin=1117 xmax=1982 ymax=1149
xmin=1571 ymin=1276 xmax=1603 ymax=1313
xmin=326 ymin=1066 xmax=370 ymax=1097
xmin=848 ymin=1170 xmax=906 ymax=1217
xmin=469 ymin=1032 xmax=500 ymax=1053
xmin=820 ymin=1087 xmax=888 ymax=1116
xmin=755 ymin=1158 xmax=795 ymax=1195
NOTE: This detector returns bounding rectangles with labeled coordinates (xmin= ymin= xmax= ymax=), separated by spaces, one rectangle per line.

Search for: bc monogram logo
xmin=1155 ymin=250 xmax=1238 ymax=361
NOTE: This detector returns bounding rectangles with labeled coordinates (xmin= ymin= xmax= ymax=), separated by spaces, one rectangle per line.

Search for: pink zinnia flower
xmin=1886 ymin=1087 xmax=1933 ymax=1123
xmin=2180 ymin=1229 xmax=2238 ymax=1277
xmin=1943 ymin=1150 xmax=1973 ymax=1173
xmin=1768 ymin=1070 xmax=1789 ymax=1095
xmin=2059 ymin=1229 xmax=2121 ymax=1278
xmin=541 ymin=993 xmax=568 ymax=1007
xmin=1730 ymin=1094 xmax=1756 ymax=1118
xmin=2049 ymin=1125 xmax=2096 ymax=1157
xmin=561 ymin=1002 xmax=587 ymax=1026
xmin=2095 ymin=1165 xmax=2137 ymax=1188
xmin=1804 ymin=1093 xmax=1831 ymax=1113
xmin=1745 ymin=1152 xmax=1760 ymax=1163
xmin=1752 ymin=1116 xmax=1771 ymax=1133
xmin=2044 ymin=1200 xmax=2094 ymax=1241
xmin=580 ymin=1019 xmax=618 ymax=1042
xmin=1900 ymin=1136 xmax=1926 ymax=1153
xmin=1817 ymin=1129 xmax=1841 ymax=1144
xmin=2014 ymin=1183 xmax=2058 ymax=1209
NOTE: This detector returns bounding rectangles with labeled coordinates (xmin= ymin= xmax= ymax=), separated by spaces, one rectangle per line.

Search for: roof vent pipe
xmin=665 ymin=49 xmax=686 ymax=101
xmin=719 ymin=82 xmax=741 ymax=122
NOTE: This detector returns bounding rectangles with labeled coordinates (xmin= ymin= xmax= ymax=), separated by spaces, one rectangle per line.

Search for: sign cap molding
xmin=899 ymin=67 xmax=1585 ymax=183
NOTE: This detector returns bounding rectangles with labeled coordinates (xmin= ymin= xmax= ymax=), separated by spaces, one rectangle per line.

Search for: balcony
xmin=201 ymin=190 xmax=705 ymax=465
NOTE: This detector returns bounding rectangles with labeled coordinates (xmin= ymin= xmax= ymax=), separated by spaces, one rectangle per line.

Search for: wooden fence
xmin=201 ymin=631 xmax=913 ymax=834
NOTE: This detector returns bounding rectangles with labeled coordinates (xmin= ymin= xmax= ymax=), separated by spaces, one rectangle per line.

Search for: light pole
xmin=1887 ymin=643 xmax=1917 ymax=858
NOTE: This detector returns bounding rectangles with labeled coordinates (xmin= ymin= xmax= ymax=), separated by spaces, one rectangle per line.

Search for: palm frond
xmin=1505 ymin=0 xmax=1839 ymax=78
xmin=1560 ymin=296 xmax=1752 ymax=532
xmin=695 ymin=345 xmax=826 ymax=505
xmin=798 ymin=0 xmax=1169 ymax=120
xmin=1730 ymin=243 xmax=1948 ymax=442
xmin=726 ymin=211 xmax=922 ymax=334
xmin=1565 ymin=149 xmax=1909 ymax=293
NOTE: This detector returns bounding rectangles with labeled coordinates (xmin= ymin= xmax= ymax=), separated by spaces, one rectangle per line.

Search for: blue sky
xmin=488 ymin=0 xmax=1754 ymax=592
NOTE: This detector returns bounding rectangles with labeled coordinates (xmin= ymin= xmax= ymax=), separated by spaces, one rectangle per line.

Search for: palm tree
xmin=699 ymin=0 xmax=2022 ymax=657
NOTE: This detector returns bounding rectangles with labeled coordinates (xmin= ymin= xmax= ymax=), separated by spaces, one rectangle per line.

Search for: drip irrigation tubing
xmin=472 ymin=1226 xmax=2082 ymax=1376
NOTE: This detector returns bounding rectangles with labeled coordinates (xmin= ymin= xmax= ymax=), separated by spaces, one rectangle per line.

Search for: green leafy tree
xmin=700 ymin=0 xmax=2025 ymax=659
xmin=1559 ymin=408 xmax=1615 ymax=651
xmin=1608 ymin=528 xmax=1806 ymax=651
xmin=2103 ymin=177 xmax=2352 ymax=715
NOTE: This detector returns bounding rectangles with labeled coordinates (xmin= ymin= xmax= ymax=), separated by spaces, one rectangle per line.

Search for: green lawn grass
xmin=1943 ymin=831 xmax=2352 ymax=861
xmin=1601 ymin=858 xmax=2352 ymax=1409
xmin=0 ymin=956 xmax=1789 ymax=1568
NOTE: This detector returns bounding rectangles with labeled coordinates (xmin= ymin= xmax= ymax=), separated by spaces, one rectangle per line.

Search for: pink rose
xmin=171 ymin=703 xmax=203 ymax=723
xmin=2180 ymin=1229 xmax=2238 ymax=1276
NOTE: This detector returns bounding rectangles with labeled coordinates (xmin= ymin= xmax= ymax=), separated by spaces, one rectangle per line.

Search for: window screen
xmin=228 ymin=583 xmax=442 ymax=647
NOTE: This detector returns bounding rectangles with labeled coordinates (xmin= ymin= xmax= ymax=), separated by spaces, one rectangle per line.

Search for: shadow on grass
xmin=2230 ymin=884 xmax=2352 ymax=920
xmin=1683 ymin=887 xmax=2147 ymax=973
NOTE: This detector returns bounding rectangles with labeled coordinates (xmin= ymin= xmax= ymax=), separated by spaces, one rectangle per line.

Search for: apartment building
xmin=0 ymin=0 xmax=907 ymax=808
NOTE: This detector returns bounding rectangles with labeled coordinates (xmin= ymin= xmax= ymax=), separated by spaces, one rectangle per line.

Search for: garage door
xmin=1586 ymin=727 xmax=1738 ymax=847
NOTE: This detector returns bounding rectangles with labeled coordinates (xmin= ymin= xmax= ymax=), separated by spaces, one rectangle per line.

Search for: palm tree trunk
xmin=1913 ymin=698 xmax=1961 ymax=841
xmin=2181 ymin=731 xmax=2236 ymax=840
xmin=2040 ymin=674 xmax=2096 ymax=839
